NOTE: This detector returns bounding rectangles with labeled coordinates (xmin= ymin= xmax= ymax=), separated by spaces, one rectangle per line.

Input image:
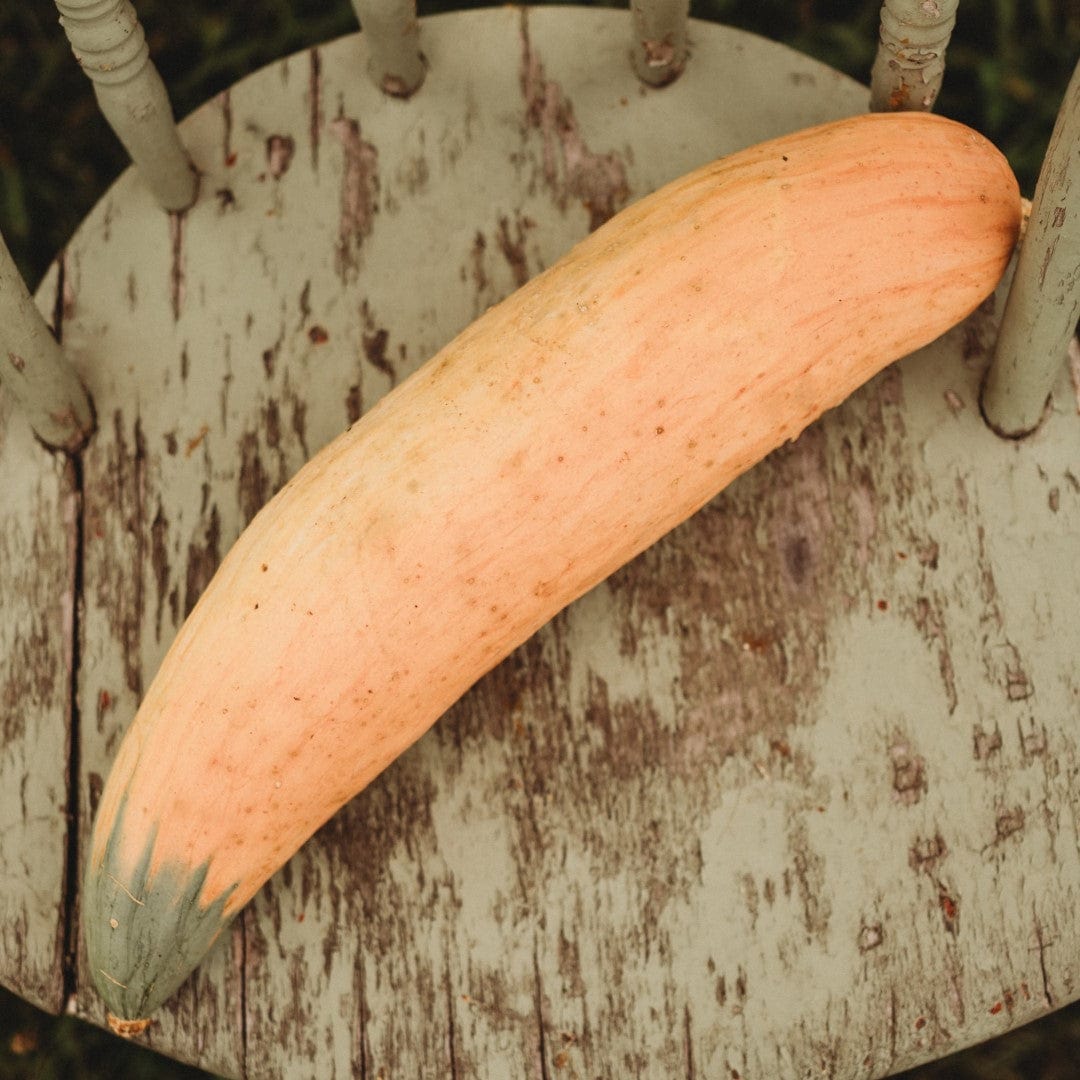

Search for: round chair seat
xmin=2 ymin=7 xmax=1078 ymax=1078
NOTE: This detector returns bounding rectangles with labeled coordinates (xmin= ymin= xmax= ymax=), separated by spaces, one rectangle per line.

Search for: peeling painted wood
xmin=869 ymin=0 xmax=959 ymax=113
xmin=0 ymin=318 xmax=76 ymax=1011
xmin=3 ymin=8 xmax=1079 ymax=1079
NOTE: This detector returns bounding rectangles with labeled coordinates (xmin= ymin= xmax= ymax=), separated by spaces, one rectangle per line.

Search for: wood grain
xmin=2 ymin=9 xmax=1077 ymax=1079
xmin=0 ymin=273 xmax=76 ymax=1012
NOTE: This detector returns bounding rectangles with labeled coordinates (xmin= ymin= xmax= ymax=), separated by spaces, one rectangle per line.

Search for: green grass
xmin=2 ymin=1 xmax=1079 ymax=1077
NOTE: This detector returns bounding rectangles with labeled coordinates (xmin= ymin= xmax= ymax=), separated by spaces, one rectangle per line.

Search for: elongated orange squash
xmin=86 ymin=112 xmax=1020 ymax=1025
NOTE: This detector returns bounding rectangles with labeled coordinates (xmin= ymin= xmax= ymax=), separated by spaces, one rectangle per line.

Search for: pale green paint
xmin=0 ymin=377 xmax=74 ymax=1011
xmin=2 ymin=7 xmax=1078 ymax=1079
xmin=630 ymin=0 xmax=689 ymax=86
xmin=56 ymin=0 xmax=197 ymax=211
xmin=0 ymin=230 xmax=93 ymax=451
xmin=982 ymin=56 xmax=1080 ymax=436
xmin=349 ymin=0 xmax=426 ymax=96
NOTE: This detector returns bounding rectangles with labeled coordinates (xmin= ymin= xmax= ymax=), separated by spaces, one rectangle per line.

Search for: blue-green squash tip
xmin=84 ymin=797 xmax=239 ymax=1022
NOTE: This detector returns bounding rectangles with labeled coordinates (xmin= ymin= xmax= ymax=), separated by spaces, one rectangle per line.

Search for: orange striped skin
xmin=86 ymin=112 xmax=1020 ymax=1021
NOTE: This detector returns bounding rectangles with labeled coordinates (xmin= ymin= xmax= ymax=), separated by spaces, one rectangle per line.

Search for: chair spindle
xmin=631 ymin=0 xmax=689 ymax=87
xmin=349 ymin=0 xmax=426 ymax=97
xmin=870 ymin=0 xmax=958 ymax=112
xmin=54 ymin=0 xmax=197 ymax=211
xmin=981 ymin=57 xmax=1080 ymax=437
xmin=0 ymin=231 xmax=94 ymax=452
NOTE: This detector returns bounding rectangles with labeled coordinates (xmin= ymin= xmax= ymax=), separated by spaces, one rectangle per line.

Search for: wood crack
xmin=51 ymin=250 xmax=68 ymax=344
xmin=532 ymin=937 xmax=551 ymax=1080
xmin=239 ymin=911 xmax=249 ymax=1080
xmin=220 ymin=89 xmax=233 ymax=166
xmin=684 ymin=1002 xmax=695 ymax=1080
xmin=355 ymin=943 xmax=369 ymax=1080
xmin=60 ymin=453 xmax=85 ymax=1011
xmin=1033 ymin=907 xmax=1055 ymax=1010
xmin=445 ymin=953 xmax=459 ymax=1080
xmin=308 ymin=48 xmax=323 ymax=170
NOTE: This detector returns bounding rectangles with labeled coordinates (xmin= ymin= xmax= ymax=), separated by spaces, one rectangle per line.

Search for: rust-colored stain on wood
xmin=2 ymin=11 xmax=1079 ymax=1080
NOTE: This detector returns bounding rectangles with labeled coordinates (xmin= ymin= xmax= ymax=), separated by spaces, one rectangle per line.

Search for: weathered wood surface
xmin=0 ymin=275 xmax=76 ymax=1012
xmin=2 ymin=7 xmax=1078 ymax=1078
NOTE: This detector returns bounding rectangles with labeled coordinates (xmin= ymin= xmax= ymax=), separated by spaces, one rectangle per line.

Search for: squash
xmin=85 ymin=111 xmax=1020 ymax=1026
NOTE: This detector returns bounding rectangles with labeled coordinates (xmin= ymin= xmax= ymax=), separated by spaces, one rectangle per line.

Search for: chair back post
xmin=981 ymin=57 xmax=1080 ymax=437
xmin=54 ymin=0 xmax=197 ymax=211
xmin=870 ymin=0 xmax=958 ymax=112
xmin=348 ymin=0 xmax=425 ymax=97
xmin=0 ymin=231 xmax=94 ymax=452
xmin=631 ymin=0 xmax=690 ymax=87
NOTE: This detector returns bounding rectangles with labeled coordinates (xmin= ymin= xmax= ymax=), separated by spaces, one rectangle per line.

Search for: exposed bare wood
xmin=870 ymin=0 xmax=959 ymax=112
xmin=0 ymin=308 xmax=77 ymax=1010
xmin=2 ymin=10 xmax=1077 ymax=1079
xmin=348 ymin=0 xmax=425 ymax=97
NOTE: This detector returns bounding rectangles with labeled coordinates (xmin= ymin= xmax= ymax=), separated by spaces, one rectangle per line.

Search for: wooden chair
xmin=1 ymin=0 xmax=1077 ymax=1075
